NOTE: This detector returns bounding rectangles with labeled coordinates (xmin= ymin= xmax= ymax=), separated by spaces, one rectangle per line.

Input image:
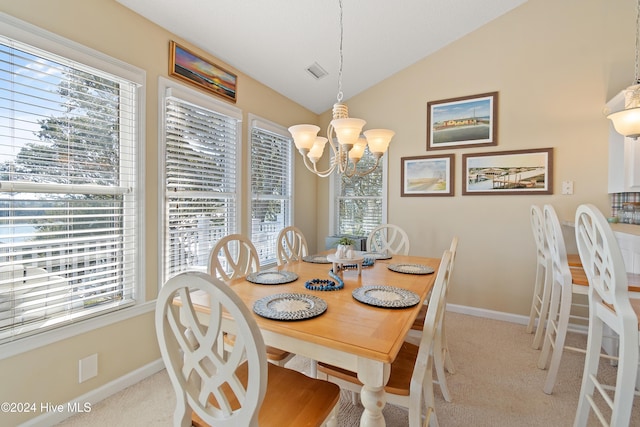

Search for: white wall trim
xmin=19 ymin=358 xmax=165 ymax=427
xmin=446 ymin=303 xmax=530 ymax=325
xmin=447 ymin=303 xmax=588 ymax=333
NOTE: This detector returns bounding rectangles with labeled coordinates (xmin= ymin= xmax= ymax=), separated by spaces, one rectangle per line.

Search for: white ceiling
xmin=117 ymin=0 xmax=527 ymax=114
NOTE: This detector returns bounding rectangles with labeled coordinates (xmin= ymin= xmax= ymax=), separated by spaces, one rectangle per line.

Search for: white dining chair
xmin=366 ymin=223 xmax=410 ymax=255
xmin=407 ymin=236 xmax=458 ymax=402
xmin=573 ymin=204 xmax=640 ymax=427
xmin=527 ymin=205 xmax=553 ymax=350
xmin=537 ymin=204 xmax=593 ymax=395
xmin=527 ymin=205 xmax=584 ymax=351
xmin=156 ymin=271 xmax=340 ymax=427
xmin=276 ymin=226 xmax=308 ymax=266
xmin=208 ymin=234 xmax=260 ymax=282
xmin=318 ymin=250 xmax=453 ymax=427
xmin=209 ymin=234 xmax=293 ymax=366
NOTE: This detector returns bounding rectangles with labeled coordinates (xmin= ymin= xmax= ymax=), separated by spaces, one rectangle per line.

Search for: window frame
xmin=0 ymin=13 xmax=146 ymax=358
xmin=329 ymin=149 xmax=388 ymax=237
xmin=157 ymin=76 xmax=242 ymax=286
xmin=247 ymin=114 xmax=294 ymax=267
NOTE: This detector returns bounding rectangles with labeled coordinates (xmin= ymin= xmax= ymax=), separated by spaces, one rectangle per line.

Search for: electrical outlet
xmin=561 ymin=180 xmax=574 ymax=195
xmin=79 ymin=353 xmax=98 ymax=383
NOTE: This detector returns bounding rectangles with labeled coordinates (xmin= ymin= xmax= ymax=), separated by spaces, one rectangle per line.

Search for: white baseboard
xmin=20 ymin=358 xmax=165 ymax=427
xmin=446 ymin=303 xmax=531 ymax=325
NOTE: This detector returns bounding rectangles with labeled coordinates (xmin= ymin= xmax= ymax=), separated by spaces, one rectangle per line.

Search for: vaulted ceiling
xmin=117 ymin=0 xmax=527 ymax=113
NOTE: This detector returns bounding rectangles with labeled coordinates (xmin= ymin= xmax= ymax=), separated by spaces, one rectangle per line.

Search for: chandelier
xmin=608 ymin=0 xmax=640 ymax=139
xmin=288 ymin=0 xmax=394 ymax=177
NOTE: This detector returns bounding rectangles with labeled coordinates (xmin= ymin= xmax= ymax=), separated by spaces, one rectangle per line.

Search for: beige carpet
xmin=56 ymin=312 xmax=640 ymax=426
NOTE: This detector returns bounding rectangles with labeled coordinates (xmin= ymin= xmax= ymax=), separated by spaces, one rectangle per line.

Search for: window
xmin=160 ymin=79 xmax=242 ymax=282
xmin=248 ymin=116 xmax=293 ymax=265
xmin=331 ymin=147 xmax=387 ymax=237
xmin=0 ymin=19 xmax=144 ymax=345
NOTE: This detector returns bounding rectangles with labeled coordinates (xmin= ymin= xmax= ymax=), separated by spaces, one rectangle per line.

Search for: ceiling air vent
xmin=306 ymin=62 xmax=328 ymax=80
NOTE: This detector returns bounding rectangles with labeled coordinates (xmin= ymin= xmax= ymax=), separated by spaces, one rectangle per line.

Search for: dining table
xmin=190 ymin=251 xmax=440 ymax=427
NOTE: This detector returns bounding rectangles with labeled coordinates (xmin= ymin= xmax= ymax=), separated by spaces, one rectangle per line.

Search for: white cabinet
xmin=610 ymin=223 xmax=640 ymax=273
xmin=607 ymin=90 xmax=640 ymax=193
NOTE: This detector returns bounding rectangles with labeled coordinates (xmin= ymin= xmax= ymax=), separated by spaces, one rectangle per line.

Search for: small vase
xmin=336 ymin=244 xmax=354 ymax=259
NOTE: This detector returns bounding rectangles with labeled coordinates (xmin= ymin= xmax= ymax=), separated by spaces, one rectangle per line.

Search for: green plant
xmin=337 ymin=236 xmax=354 ymax=246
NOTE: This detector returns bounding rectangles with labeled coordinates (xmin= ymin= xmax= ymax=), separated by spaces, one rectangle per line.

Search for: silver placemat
xmin=253 ymin=293 xmax=327 ymax=320
xmin=363 ymin=251 xmax=392 ymax=260
xmin=302 ymin=254 xmax=331 ymax=264
xmin=388 ymin=263 xmax=434 ymax=275
xmin=352 ymin=285 xmax=420 ymax=308
xmin=246 ymin=270 xmax=298 ymax=285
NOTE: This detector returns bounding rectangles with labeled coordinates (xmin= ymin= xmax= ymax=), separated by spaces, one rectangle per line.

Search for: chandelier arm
xmin=302 ymin=150 xmax=338 ymax=177
xmin=342 ymin=154 xmax=382 ymax=178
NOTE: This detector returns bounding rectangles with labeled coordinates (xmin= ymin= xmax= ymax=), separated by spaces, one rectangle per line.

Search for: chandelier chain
xmin=337 ymin=0 xmax=344 ymax=103
xmin=636 ymin=0 xmax=640 ymax=83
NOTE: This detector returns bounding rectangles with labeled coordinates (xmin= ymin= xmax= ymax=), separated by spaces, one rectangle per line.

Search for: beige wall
xmin=0 ymin=0 xmax=635 ymax=423
xmin=0 ymin=0 xmax=318 ymax=424
xmin=317 ymin=0 xmax=630 ymax=314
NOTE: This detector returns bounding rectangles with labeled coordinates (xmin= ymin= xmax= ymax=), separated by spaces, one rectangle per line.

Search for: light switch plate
xmin=561 ymin=180 xmax=574 ymax=195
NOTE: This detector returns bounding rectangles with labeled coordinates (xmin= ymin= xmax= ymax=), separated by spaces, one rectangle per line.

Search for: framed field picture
xmin=169 ymin=41 xmax=237 ymax=102
xmin=427 ymin=92 xmax=498 ymax=150
xmin=462 ymin=148 xmax=553 ymax=195
xmin=401 ymin=154 xmax=454 ymax=197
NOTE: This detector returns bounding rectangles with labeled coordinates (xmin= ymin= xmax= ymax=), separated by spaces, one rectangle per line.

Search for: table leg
xmin=357 ymin=358 xmax=390 ymax=427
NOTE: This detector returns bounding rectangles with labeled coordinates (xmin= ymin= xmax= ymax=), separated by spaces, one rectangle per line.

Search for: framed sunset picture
xmin=169 ymin=41 xmax=237 ymax=102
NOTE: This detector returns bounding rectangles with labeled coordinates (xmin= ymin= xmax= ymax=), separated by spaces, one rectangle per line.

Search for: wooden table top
xmin=193 ymin=253 xmax=440 ymax=365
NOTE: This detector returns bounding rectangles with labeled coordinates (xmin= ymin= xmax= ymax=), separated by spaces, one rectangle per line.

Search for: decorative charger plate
xmin=302 ymin=254 xmax=331 ymax=264
xmin=388 ymin=263 xmax=434 ymax=275
xmin=363 ymin=251 xmax=392 ymax=260
xmin=246 ymin=270 xmax=298 ymax=285
xmin=352 ymin=285 xmax=420 ymax=308
xmin=253 ymin=293 xmax=327 ymax=321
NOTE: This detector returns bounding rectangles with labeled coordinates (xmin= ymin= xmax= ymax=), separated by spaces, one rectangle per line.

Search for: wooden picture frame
xmin=169 ymin=41 xmax=237 ymax=102
xmin=462 ymin=148 xmax=553 ymax=195
xmin=427 ymin=91 xmax=498 ymax=150
xmin=401 ymin=154 xmax=454 ymax=197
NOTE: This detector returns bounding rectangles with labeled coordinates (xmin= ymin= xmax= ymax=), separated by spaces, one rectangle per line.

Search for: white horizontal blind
xmin=249 ymin=121 xmax=292 ymax=265
xmin=0 ymin=37 xmax=139 ymax=344
xmin=334 ymin=147 xmax=384 ymax=236
xmin=164 ymin=96 xmax=239 ymax=279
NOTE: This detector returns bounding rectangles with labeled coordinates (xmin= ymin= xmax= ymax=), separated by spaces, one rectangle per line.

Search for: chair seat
xmin=318 ymin=341 xmax=418 ymax=396
xmin=411 ymin=304 xmax=428 ymax=330
xmin=601 ymin=298 xmax=640 ymax=330
xmin=571 ymin=266 xmax=640 ymax=293
xmin=567 ymin=253 xmax=582 ymax=267
xmin=223 ymin=333 xmax=292 ymax=363
xmin=192 ymin=362 xmax=340 ymax=427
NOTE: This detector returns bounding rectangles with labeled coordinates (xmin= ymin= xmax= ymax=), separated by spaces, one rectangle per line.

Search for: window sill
xmin=0 ymin=301 xmax=155 ymax=360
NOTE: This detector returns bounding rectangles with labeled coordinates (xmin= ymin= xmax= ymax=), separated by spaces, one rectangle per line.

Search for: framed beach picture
xmin=169 ymin=41 xmax=237 ymax=102
xmin=427 ymin=92 xmax=498 ymax=150
xmin=462 ymin=148 xmax=553 ymax=195
xmin=401 ymin=154 xmax=454 ymax=197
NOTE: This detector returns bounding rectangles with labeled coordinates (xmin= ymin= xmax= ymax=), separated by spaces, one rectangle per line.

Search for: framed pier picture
xmin=462 ymin=148 xmax=553 ymax=195
xmin=401 ymin=154 xmax=454 ymax=197
xmin=427 ymin=92 xmax=498 ymax=150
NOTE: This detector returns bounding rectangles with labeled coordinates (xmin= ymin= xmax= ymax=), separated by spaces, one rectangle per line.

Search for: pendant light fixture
xmin=608 ymin=0 xmax=640 ymax=139
xmin=288 ymin=0 xmax=394 ymax=177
